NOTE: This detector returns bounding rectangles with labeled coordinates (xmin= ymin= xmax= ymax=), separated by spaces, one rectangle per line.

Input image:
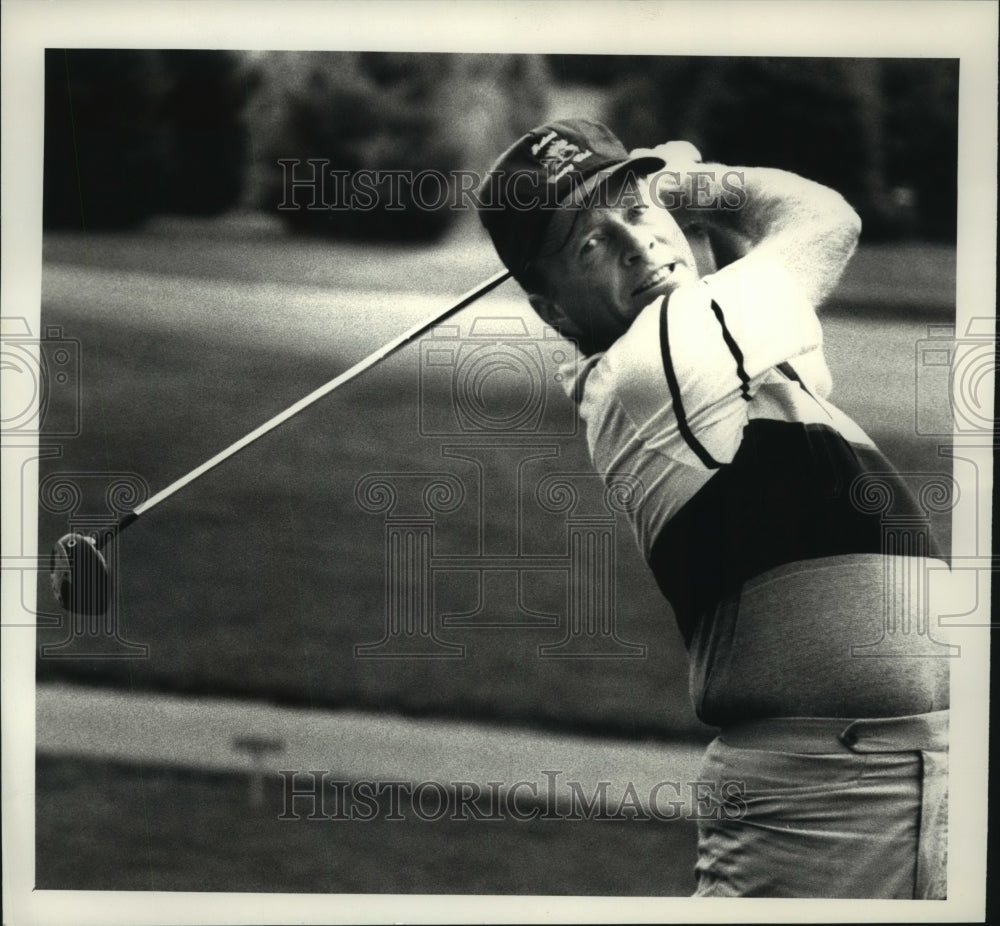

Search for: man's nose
xmin=621 ymin=227 xmax=656 ymax=266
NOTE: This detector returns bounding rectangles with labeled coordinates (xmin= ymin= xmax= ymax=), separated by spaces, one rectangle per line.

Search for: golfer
xmin=478 ymin=119 xmax=949 ymax=898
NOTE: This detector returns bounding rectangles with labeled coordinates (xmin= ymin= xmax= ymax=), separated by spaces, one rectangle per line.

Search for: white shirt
xmin=563 ymin=255 xmax=876 ymax=559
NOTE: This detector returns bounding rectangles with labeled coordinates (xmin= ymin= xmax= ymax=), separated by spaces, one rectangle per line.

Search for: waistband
xmin=719 ymin=710 xmax=949 ymax=755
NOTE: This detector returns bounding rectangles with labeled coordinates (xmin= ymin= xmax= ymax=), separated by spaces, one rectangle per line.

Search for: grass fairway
xmin=32 ymin=313 xmax=701 ymax=735
xmin=36 ymin=756 xmax=698 ymax=895
xmin=35 ymin=246 xmax=704 ymax=738
xmin=31 ymin=226 xmax=956 ymax=896
xmin=35 ymin=228 xmax=954 ymax=738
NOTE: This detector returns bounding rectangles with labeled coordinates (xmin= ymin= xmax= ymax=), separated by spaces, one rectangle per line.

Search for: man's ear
xmin=528 ymin=293 xmax=584 ymax=343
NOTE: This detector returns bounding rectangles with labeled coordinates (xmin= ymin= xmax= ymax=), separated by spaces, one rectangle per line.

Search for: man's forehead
xmin=574 ymin=174 xmax=649 ymax=212
xmin=542 ymin=175 xmax=653 ymax=258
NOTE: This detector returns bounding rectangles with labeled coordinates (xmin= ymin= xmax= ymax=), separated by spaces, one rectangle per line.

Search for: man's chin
xmin=632 ymin=280 xmax=679 ymax=311
xmin=632 ymin=266 xmax=697 ymax=309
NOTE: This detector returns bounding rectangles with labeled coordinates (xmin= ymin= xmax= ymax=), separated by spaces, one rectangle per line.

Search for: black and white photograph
xmin=2 ymin=1 xmax=996 ymax=923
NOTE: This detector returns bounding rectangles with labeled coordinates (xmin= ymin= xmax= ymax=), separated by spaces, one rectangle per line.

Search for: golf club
xmin=49 ymin=267 xmax=512 ymax=614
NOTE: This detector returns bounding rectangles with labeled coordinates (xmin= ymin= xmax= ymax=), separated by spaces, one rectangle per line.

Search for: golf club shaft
xmin=105 ymin=268 xmax=511 ymax=542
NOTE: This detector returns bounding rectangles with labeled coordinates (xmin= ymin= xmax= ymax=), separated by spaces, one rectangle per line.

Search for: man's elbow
xmin=779 ymin=194 xmax=862 ymax=308
xmin=825 ymin=193 xmax=862 ymax=258
xmin=807 ymin=194 xmax=862 ymax=294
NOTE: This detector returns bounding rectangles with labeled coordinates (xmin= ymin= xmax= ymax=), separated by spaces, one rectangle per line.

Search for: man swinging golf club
xmin=477 ymin=118 xmax=949 ymax=898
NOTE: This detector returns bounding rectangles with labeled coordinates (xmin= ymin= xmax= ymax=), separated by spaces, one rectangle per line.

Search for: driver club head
xmin=49 ymin=532 xmax=111 ymax=616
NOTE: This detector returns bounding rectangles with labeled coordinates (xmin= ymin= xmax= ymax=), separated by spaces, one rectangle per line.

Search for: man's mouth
xmin=632 ymin=262 xmax=678 ymax=298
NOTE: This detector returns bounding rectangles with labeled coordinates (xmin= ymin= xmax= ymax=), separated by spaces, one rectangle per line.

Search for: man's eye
xmin=628 ymin=204 xmax=650 ymax=221
xmin=580 ymin=235 xmax=603 ymax=256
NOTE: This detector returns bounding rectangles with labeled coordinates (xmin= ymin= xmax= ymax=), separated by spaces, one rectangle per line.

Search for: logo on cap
xmin=531 ymin=131 xmax=594 ymax=183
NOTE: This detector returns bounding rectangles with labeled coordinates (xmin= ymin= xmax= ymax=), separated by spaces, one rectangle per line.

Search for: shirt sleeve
xmin=601 ymin=255 xmax=825 ymax=468
xmin=782 ymin=346 xmax=834 ymax=400
xmin=696 ymin=254 xmax=823 ymax=380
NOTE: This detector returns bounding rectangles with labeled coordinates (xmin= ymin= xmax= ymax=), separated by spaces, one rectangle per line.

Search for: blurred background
xmin=42 ymin=50 xmax=957 ymax=240
xmin=33 ymin=50 xmax=958 ymax=894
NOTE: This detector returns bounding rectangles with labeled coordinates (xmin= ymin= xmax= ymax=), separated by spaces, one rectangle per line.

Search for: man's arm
xmin=639 ymin=144 xmax=862 ymax=307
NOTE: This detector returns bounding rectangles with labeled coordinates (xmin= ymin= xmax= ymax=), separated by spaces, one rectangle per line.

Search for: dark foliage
xmin=44 ymin=49 xmax=249 ymax=230
xmin=157 ymin=50 xmax=251 ymax=216
xmin=608 ymin=57 xmax=959 ymax=242
xmin=244 ymin=52 xmax=550 ymax=242
xmin=546 ymin=54 xmax=659 ymax=87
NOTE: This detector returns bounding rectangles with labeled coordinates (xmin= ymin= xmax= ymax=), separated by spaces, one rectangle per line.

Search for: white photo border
xmin=2 ymin=1 xmax=996 ymax=924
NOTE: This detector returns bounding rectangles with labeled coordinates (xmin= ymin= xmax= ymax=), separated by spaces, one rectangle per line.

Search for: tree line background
xmin=43 ymin=50 xmax=958 ymax=242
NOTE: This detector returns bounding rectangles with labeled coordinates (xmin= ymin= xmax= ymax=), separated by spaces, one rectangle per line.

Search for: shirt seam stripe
xmin=659 ymin=299 xmax=721 ymax=470
xmin=709 ymin=298 xmax=751 ymax=402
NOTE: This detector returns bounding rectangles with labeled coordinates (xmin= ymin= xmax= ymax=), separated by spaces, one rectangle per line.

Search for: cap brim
xmin=537 ymin=154 xmax=666 ymax=260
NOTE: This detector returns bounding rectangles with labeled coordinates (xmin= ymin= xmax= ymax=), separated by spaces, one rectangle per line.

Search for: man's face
xmin=530 ymin=176 xmax=699 ymax=350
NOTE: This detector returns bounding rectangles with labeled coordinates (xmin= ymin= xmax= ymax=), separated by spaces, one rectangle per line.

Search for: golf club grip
xmin=125 ymin=268 xmax=512 ymax=523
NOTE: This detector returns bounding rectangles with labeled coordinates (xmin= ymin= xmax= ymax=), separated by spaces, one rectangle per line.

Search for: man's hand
xmin=631 ymin=140 xmax=704 ymax=167
xmin=630 ymin=141 xmax=705 ymax=223
xmin=630 ymin=141 xmax=731 ymax=276
xmin=633 ymin=140 xmax=862 ymax=307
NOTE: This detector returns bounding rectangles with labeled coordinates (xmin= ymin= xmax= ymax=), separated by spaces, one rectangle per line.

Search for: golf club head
xmin=49 ymin=532 xmax=111 ymax=616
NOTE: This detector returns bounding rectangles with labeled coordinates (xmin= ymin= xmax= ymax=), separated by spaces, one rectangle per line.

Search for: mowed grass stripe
xmin=37 ymin=264 xmax=704 ymax=738
xmin=42 ymin=262 xmax=528 ymax=357
xmin=35 ymin=253 xmax=952 ymax=736
xmin=37 ymin=682 xmax=706 ymax=810
xmin=36 ymin=754 xmax=699 ymax=894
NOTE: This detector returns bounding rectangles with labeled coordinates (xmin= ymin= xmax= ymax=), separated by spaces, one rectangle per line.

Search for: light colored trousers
xmin=693 ymin=711 xmax=948 ymax=898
